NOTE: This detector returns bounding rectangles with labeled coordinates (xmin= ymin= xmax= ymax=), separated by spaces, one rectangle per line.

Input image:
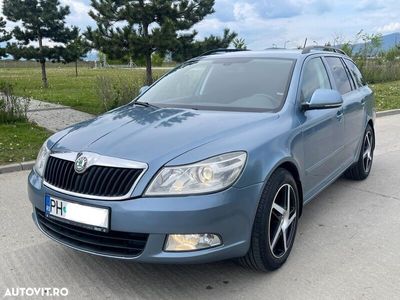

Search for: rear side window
xmin=344 ymin=59 xmax=365 ymax=88
xmin=300 ymin=58 xmax=331 ymax=102
xmin=325 ymin=57 xmax=352 ymax=95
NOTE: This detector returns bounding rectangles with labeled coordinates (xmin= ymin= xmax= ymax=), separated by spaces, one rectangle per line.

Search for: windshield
xmin=138 ymin=57 xmax=295 ymax=112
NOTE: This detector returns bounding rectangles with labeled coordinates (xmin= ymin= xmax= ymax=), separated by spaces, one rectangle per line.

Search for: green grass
xmin=370 ymin=80 xmax=400 ymax=111
xmin=0 ymin=66 xmax=399 ymax=114
xmin=0 ymin=122 xmax=50 ymax=165
xmin=0 ymin=70 xmax=398 ymax=166
xmin=0 ymin=67 xmax=169 ymax=115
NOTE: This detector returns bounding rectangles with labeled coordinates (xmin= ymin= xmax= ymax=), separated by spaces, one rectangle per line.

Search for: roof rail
xmin=264 ymin=47 xmax=287 ymax=50
xmin=302 ymin=46 xmax=347 ymax=56
xmin=199 ymin=48 xmax=247 ymax=57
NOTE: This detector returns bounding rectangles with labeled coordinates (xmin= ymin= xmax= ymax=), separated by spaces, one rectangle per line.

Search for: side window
xmin=300 ymin=58 xmax=331 ymax=102
xmin=325 ymin=57 xmax=352 ymax=95
xmin=344 ymin=59 xmax=365 ymax=88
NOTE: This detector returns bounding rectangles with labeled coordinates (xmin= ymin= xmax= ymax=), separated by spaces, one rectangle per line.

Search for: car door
xmin=342 ymin=59 xmax=370 ymax=160
xmin=298 ymin=57 xmax=346 ymax=198
xmin=324 ymin=56 xmax=364 ymax=164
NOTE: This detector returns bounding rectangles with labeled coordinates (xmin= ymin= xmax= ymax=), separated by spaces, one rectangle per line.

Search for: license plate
xmin=44 ymin=195 xmax=109 ymax=232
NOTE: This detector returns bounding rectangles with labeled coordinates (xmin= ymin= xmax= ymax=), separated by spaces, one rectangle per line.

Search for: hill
xmin=352 ymin=32 xmax=400 ymax=53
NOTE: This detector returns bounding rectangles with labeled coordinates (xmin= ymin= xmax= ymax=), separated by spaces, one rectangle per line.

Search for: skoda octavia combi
xmin=28 ymin=47 xmax=375 ymax=271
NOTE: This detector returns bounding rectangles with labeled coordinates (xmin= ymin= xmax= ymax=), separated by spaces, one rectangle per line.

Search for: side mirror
xmin=302 ymin=89 xmax=343 ymax=110
xmin=139 ymin=85 xmax=150 ymax=95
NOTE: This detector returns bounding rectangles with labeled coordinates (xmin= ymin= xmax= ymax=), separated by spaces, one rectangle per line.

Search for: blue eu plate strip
xmin=44 ymin=194 xmax=51 ymax=216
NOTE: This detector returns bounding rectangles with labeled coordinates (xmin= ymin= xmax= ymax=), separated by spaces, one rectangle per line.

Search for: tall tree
xmin=87 ymin=0 xmax=215 ymax=85
xmin=233 ymin=37 xmax=247 ymax=50
xmin=358 ymin=31 xmax=382 ymax=60
xmin=3 ymin=0 xmax=75 ymax=87
xmin=63 ymin=28 xmax=91 ymax=77
xmin=172 ymin=28 xmax=237 ymax=62
xmin=0 ymin=17 xmax=11 ymax=58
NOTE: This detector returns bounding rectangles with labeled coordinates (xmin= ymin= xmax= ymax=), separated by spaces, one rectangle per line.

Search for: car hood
xmin=52 ymin=105 xmax=277 ymax=164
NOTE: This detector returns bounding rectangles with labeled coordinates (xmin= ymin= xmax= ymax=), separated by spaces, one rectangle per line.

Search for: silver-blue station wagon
xmin=28 ymin=47 xmax=375 ymax=271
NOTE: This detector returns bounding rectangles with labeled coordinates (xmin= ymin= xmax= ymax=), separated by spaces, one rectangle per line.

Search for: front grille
xmin=44 ymin=156 xmax=143 ymax=198
xmin=36 ymin=209 xmax=148 ymax=257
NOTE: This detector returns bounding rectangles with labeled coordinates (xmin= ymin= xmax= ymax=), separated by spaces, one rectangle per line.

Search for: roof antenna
xmin=303 ymin=38 xmax=308 ymax=49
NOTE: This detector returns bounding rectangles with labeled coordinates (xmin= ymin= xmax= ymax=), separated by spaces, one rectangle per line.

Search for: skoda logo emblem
xmin=75 ymin=154 xmax=88 ymax=174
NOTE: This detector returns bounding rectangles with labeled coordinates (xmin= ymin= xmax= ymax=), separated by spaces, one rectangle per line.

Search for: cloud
xmin=259 ymin=0 xmax=303 ymax=18
xmin=213 ymin=0 xmax=236 ymax=22
xmin=194 ymin=10 xmax=286 ymax=50
xmin=251 ymin=0 xmax=331 ymax=19
xmin=2 ymin=0 xmax=400 ymax=54
xmin=196 ymin=0 xmax=400 ymax=50
xmin=233 ymin=2 xmax=259 ymax=21
xmin=61 ymin=0 xmax=94 ymax=28
xmin=64 ymin=0 xmax=90 ymax=15
xmin=355 ymin=0 xmax=385 ymax=11
xmin=377 ymin=22 xmax=400 ymax=34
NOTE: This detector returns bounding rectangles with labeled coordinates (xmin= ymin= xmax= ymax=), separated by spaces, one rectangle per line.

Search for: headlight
xmin=145 ymin=152 xmax=247 ymax=196
xmin=34 ymin=142 xmax=50 ymax=177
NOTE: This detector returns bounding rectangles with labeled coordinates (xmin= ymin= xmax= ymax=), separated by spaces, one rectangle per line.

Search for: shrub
xmin=95 ymin=75 xmax=144 ymax=111
xmin=358 ymin=60 xmax=400 ymax=84
xmin=0 ymin=82 xmax=30 ymax=124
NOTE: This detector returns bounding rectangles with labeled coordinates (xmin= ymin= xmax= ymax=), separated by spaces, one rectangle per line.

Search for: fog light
xmin=164 ymin=234 xmax=222 ymax=252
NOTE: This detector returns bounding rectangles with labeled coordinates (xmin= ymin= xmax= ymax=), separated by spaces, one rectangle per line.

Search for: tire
xmin=238 ymin=168 xmax=300 ymax=272
xmin=344 ymin=124 xmax=375 ymax=181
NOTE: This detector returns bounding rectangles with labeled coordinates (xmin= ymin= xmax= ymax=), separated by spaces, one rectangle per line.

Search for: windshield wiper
xmin=133 ymin=101 xmax=159 ymax=109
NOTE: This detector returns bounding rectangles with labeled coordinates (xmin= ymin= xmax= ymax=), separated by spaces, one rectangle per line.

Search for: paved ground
xmin=27 ymin=99 xmax=94 ymax=132
xmin=0 ymin=114 xmax=399 ymax=300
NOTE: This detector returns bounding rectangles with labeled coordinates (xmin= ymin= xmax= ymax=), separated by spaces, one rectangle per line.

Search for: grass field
xmin=0 ymin=66 xmax=398 ymax=166
xmin=370 ymin=81 xmax=400 ymax=111
xmin=0 ymin=67 xmax=169 ymax=115
xmin=0 ymin=122 xmax=50 ymax=165
xmin=0 ymin=66 xmax=399 ymax=115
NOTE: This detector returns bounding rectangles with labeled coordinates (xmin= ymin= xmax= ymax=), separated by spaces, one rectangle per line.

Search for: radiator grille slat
xmin=44 ymin=156 xmax=144 ymax=198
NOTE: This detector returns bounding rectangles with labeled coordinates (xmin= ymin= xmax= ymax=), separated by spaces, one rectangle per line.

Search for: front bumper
xmin=28 ymin=170 xmax=263 ymax=263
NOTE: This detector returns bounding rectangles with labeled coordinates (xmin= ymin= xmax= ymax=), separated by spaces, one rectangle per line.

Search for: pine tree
xmin=0 ymin=17 xmax=11 ymax=58
xmin=86 ymin=0 xmax=215 ymax=85
xmin=63 ymin=28 xmax=91 ymax=77
xmin=3 ymin=0 xmax=75 ymax=87
xmin=173 ymin=28 xmax=237 ymax=62
xmin=233 ymin=37 xmax=247 ymax=50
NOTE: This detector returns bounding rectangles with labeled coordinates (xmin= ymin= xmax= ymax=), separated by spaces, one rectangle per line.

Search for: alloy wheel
xmin=362 ymin=131 xmax=373 ymax=173
xmin=268 ymin=184 xmax=297 ymax=258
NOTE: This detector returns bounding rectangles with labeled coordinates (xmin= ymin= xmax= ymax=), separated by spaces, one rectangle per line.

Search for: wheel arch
xmin=367 ymin=118 xmax=375 ymax=150
xmin=263 ymin=158 xmax=304 ymax=218
xmin=367 ymin=118 xmax=374 ymax=131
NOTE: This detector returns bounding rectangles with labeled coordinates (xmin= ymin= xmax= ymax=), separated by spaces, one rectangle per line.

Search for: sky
xmin=1 ymin=0 xmax=400 ymax=49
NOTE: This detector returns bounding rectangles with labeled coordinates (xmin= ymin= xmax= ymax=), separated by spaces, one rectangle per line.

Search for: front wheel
xmin=344 ymin=124 xmax=375 ymax=180
xmin=238 ymin=168 xmax=299 ymax=271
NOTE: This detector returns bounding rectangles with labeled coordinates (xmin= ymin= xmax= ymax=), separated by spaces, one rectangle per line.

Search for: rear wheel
xmin=344 ymin=125 xmax=374 ymax=180
xmin=238 ymin=168 xmax=299 ymax=271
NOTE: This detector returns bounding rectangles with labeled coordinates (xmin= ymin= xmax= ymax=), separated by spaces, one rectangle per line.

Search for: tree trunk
xmin=38 ymin=37 xmax=48 ymax=88
xmin=145 ymin=52 xmax=153 ymax=86
xmin=75 ymin=60 xmax=78 ymax=77
xmin=40 ymin=60 xmax=48 ymax=88
xmin=141 ymin=19 xmax=153 ymax=86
